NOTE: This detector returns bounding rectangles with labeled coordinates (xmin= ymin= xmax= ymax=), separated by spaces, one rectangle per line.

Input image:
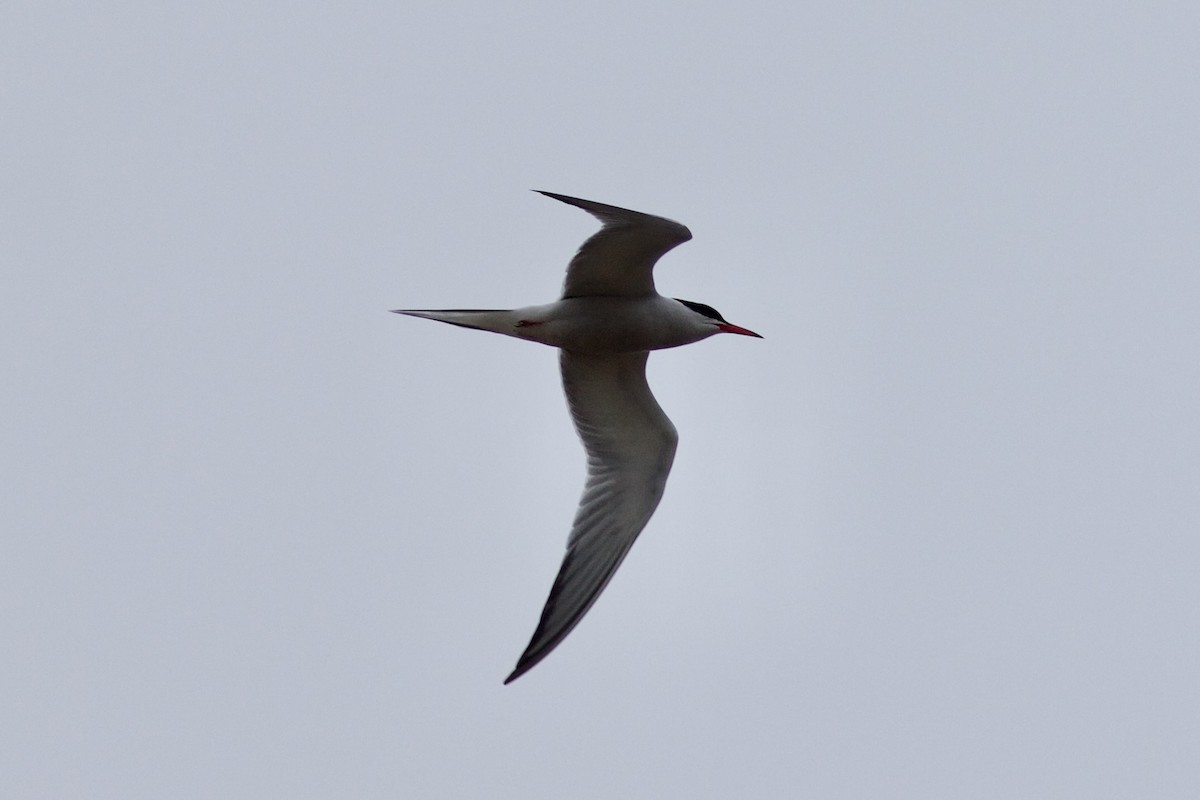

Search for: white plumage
xmin=395 ymin=191 xmax=760 ymax=683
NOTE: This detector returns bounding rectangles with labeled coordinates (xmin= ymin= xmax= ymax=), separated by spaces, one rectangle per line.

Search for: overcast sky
xmin=4 ymin=2 xmax=1199 ymax=798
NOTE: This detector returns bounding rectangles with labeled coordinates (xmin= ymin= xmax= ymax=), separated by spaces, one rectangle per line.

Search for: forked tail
xmin=391 ymin=308 xmax=522 ymax=336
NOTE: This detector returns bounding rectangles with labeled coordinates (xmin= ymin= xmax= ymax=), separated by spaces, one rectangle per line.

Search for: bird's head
xmin=675 ymin=299 xmax=762 ymax=339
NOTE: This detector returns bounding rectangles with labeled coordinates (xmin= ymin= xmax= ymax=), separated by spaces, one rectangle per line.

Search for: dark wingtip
xmin=502 ymin=645 xmax=543 ymax=684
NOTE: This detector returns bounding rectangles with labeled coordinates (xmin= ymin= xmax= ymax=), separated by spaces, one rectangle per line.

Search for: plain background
xmin=4 ymin=2 xmax=1198 ymax=797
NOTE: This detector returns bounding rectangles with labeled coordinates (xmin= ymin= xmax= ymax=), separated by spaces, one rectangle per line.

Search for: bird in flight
xmin=395 ymin=191 xmax=761 ymax=683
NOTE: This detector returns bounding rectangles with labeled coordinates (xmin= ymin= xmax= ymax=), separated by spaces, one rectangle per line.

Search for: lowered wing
xmin=504 ymin=350 xmax=678 ymax=683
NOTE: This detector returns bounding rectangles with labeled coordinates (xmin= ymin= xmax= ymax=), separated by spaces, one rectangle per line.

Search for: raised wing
xmin=504 ymin=350 xmax=679 ymax=683
xmin=537 ymin=191 xmax=693 ymax=299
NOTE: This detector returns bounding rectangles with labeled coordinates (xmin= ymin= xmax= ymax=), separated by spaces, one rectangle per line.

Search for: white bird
xmin=395 ymin=191 xmax=760 ymax=683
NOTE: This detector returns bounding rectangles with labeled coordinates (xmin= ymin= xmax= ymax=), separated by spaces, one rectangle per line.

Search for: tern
xmin=394 ymin=191 xmax=761 ymax=683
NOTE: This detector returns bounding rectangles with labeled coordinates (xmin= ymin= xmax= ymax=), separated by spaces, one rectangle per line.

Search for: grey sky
xmin=4 ymin=2 xmax=1198 ymax=797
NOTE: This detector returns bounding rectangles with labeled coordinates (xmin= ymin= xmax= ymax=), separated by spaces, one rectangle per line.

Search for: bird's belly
xmin=514 ymin=301 xmax=701 ymax=354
